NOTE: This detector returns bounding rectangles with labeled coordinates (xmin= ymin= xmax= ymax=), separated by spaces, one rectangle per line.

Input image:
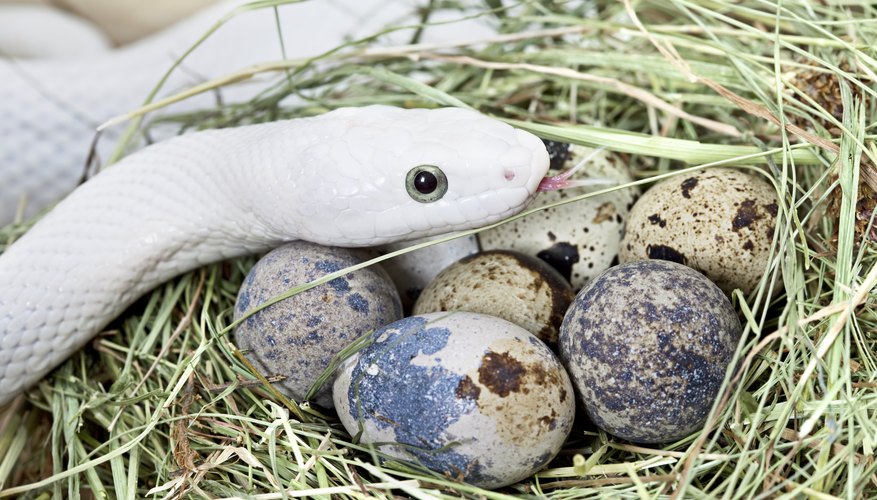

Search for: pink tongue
xmin=538 ymin=175 xmax=618 ymax=192
xmin=536 ymin=146 xmax=615 ymax=192
xmin=537 ymin=174 xmax=572 ymax=192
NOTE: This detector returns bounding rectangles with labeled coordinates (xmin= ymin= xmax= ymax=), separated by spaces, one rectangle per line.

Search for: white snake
xmin=0 ymin=104 xmax=551 ymax=405
xmin=0 ymin=0 xmax=493 ymax=226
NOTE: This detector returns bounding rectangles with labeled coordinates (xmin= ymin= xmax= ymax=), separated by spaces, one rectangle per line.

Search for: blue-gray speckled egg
xmin=333 ymin=311 xmax=575 ymax=489
xmin=559 ymin=260 xmax=741 ymax=443
xmin=234 ymin=241 xmax=402 ymax=408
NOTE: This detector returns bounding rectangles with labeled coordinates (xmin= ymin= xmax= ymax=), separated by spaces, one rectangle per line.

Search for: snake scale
xmin=0 ymin=0 xmax=491 ymax=226
xmin=0 ymin=105 xmax=550 ymax=405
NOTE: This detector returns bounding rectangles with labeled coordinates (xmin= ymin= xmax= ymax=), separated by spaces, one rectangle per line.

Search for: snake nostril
xmin=503 ymin=169 xmax=516 ymax=181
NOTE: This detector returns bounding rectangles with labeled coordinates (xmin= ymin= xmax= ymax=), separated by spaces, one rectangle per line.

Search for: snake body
xmin=0 ymin=0 xmax=491 ymax=226
xmin=0 ymin=105 xmax=549 ymax=405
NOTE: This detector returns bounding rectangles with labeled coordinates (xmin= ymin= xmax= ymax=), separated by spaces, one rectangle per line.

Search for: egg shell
xmin=479 ymin=145 xmax=638 ymax=289
xmin=619 ymin=168 xmax=778 ymax=296
xmin=412 ymin=250 xmax=573 ymax=344
xmin=234 ymin=241 xmax=402 ymax=408
xmin=559 ymin=260 xmax=741 ymax=444
xmin=334 ymin=312 xmax=575 ymax=489
xmin=380 ymin=234 xmax=480 ymax=310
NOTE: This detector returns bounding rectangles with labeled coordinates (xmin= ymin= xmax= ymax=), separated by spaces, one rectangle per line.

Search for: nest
xmin=2 ymin=0 xmax=877 ymax=498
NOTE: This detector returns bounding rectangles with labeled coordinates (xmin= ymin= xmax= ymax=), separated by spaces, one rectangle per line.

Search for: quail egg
xmin=479 ymin=143 xmax=637 ymax=289
xmin=413 ymin=250 xmax=573 ymax=344
xmin=234 ymin=241 xmax=402 ymax=408
xmin=559 ymin=260 xmax=741 ymax=444
xmin=620 ymin=167 xmax=778 ymax=296
xmin=334 ymin=311 xmax=575 ymax=489
xmin=380 ymin=234 xmax=479 ymax=310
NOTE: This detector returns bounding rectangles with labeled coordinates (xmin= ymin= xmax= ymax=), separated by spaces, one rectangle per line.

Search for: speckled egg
xmin=412 ymin=250 xmax=573 ymax=344
xmin=559 ymin=260 xmax=741 ymax=444
xmin=620 ymin=168 xmax=778 ymax=296
xmin=380 ymin=235 xmax=479 ymax=310
xmin=479 ymin=143 xmax=638 ymax=289
xmin=234 ymin=241 xmax=402 ymax=408
xmin=334 ymin=312 xmax=575 ymax=489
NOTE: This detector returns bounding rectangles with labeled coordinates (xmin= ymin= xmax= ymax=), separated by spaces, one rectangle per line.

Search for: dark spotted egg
xmin=620 ymin=168 xmax=778 ymax=296
xmin=479 ymin=144 xmax=638 ymax=289
xmin=334 ymin=311 xmax=575 ymax=489
xmin=558 ymin=260 xmax=741 ymax=444
xmin=234 ymin=241 xmax=402 ymax=408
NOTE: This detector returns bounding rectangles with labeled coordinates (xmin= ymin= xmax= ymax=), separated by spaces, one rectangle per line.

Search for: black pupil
xmin=414 ymin=171 xmax=438 ymax=194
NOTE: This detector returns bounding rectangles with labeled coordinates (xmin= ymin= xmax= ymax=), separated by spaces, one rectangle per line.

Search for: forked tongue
xmin=537 ymin=144 xmax=617 ymax=192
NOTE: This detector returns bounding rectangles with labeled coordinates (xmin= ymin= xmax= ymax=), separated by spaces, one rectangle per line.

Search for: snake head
xmin=292 ymin=106 xmax=550 ymax=247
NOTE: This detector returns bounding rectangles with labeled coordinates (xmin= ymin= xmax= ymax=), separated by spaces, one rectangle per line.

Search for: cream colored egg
xmin=413 ymin=250 xmax=573 ymax=344
xmin=381 ymin=235 xmax=479 ymax=311
xmin=619 ymin=168 xmax=778 ymax=296
xmin=478 ymin=144 xmax=638 ymax=289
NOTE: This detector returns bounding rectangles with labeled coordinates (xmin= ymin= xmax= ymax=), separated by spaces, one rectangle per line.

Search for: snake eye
xmin=405 ymin=165 xmax=448 ymax=203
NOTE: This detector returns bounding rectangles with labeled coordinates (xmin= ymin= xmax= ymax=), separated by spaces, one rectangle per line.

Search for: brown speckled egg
xmin=380 ymin=235 xmax=479 ymax=311
xmin=333 ymin=312 xmax=575 ymax=489
xmin=620 ymin=168 xmax=778 ymax=296
xmin=412 ymin=250 xmax=573 ymax=344
xmin=559 ymin=260 xmax=741 ymax=444
xmin=479 ymin=143 xmax=638 ymax=289
xmin=234 ymin=241 xmax=402 ymax=408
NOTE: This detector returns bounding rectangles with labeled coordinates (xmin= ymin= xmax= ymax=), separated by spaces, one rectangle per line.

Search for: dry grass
xmin=2 ymin=0 xmax=877 ymax=497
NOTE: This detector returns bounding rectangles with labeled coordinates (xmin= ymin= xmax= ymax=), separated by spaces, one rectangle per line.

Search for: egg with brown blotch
xmin=558 ymin=260 xmax=741 ymax=444
xmin=479 ymin=143 xmax=638 ymax=290
xmin=234 ymin=241 xmax=402 ymax=408
xmin=333 ymin=311 xmax=575 ymax=489
xmin=620 ymin=168 xmax=779 ymax=296
xmin=413 ymin=250 xmax=574 ymax=344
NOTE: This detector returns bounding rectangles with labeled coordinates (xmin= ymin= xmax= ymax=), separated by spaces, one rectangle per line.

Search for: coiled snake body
xmin=0 ymin=0 xmax=491 ymax=225
xmin=0 ymin=105 xmax=550 ymax=405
